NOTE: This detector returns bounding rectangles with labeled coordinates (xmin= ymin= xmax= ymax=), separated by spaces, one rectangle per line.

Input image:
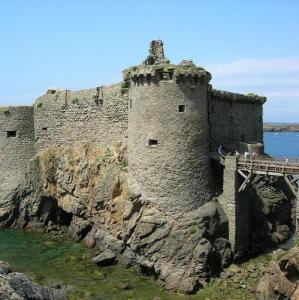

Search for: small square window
xmin=178 ymin=105 xmax=185 ymax=113
xmin=6 ymin=131 xmax=17 ymax=138
xmin=149 ymin=139 xmax=158 ymax=146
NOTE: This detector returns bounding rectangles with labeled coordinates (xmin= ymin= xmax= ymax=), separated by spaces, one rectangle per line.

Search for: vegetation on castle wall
xmin=210 ymin=89 xmax=266 ymax=103
xmin=123 ymin=63 xmax=210 ymax=81
xmin=121 ymin=81 xmax=129 ymax=90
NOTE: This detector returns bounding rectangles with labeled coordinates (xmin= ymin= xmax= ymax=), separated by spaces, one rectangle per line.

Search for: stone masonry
xmin=0 ymin=106 xmax=35 ymax=201
xmin=124 ymin=54 xmax=213 ymax=215
xmin=0 ymin=41 xmax=266 ymax=249
xmin=208 ymin=89 xmax=266 ymax=152
xmin=218 ymin=156 xmax=250 ymax=256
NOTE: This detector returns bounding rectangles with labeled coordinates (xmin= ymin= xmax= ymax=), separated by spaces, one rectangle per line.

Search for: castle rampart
xmin=208 ymin=89 xmax=266 ymax=152
xmin=0 ymin=106 xmax=35 ymax=199
xmin=34 ymin=84 xmax=128 ymax=151
xmin=0 ymin=40 xmax=267 ymax=222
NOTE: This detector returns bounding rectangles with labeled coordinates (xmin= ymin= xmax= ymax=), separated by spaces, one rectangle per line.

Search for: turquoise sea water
xmin=264 ymin=132 xmax=299 ymax=159
xmin=0 ymin=230 xmax=181 ymax=300
xmin=0 ymin=229 xmax=257 ymax=300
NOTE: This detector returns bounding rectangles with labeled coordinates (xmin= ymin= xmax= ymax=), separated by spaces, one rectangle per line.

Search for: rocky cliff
xmin=0 ymin=144 xmax=294 ymax=294
xmin=0 ymin=144 xmax=232 ymax=294
xmin=243 ymin=175 xmax=295 ymax=255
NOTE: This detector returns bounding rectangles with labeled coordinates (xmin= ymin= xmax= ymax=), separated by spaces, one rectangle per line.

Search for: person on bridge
xmin=244 ymin=151 xmax=249 ymax=160
xmin=218 ymin=145 xmax=224 ymax=156
xmin=252 ymin=150 xmax=258 ymax=160
xmin=234 ymin=150 xmax=240 ymax=157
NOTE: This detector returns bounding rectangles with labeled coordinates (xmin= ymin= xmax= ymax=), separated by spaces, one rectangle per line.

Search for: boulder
xmin=68 ymin=217 xmax=91 ymax=241
xmin=92 ymin=249 xmax=117 ymax=266
xmin=257 ymin=247 xmax=299 ymax=300
xmin=0 ymin=261 xmax=12 ymax=275
xmin=0 ymin=261 xmax=67 ymax=300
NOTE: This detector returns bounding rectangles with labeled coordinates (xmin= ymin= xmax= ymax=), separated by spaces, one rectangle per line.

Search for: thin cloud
xmin=265 ymin=91 xmax=299 ymax=98
xmin=207 ymin=57 xmax=299 ymax=76
xmin=207 ymin=57 xmax=299 ymax=122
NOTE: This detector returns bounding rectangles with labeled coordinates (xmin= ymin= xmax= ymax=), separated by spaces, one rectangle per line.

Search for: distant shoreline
xmin=263 ymin=123 xmax=299 ymax=132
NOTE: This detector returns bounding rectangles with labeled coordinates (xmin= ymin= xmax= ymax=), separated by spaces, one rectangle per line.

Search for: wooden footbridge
xmin=211 ymin=153 xmax=299 ymax=194
xmin=237 ymin=158 xmax=299 ymax=193
xmin=211 ymin=153 xmax=299 ymax=255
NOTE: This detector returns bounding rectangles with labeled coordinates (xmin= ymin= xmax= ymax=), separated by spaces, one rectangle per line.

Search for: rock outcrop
xmin=245 ymin=175 xmax=295 ymax=254
xmin=0 ymin=143 xmax=294 ymax=294
xmin=0 ymin=261 xmax=67 ymax=300
xmin=0 ymin=144 xmax=232 ymax=293
xmin=256 ymin=247 xmax=299 ymax=300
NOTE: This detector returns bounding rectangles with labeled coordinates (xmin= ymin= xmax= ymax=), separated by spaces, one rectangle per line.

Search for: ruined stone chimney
xmin=143 ymin=40 xmax=170 ymax=65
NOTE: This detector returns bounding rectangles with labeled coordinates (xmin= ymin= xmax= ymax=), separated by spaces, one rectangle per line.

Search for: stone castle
xmin=0 ymin=40 xmax=266 ymax=217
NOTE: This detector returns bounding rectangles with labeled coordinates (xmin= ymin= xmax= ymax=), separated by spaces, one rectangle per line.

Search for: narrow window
xmin=129 ymin=99 xmax=132 ymax=109
xmin=6 ymin=131 xmax=17 ymax=138
xmin=149 ymin=139 xmax=158 ymax=146
xmin=211 ymin=105 xmax=214 ymax=113
xmin=178 ymin=105 xmax=185 ymax=113
xmin=146 ymin=74 xmax=151 ymax=85
xmin=241 ymin=134 xmax=245 ymax=142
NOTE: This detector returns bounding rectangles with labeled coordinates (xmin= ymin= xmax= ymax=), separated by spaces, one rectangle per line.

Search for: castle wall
xmin=0 ymin=106 xmax=35 ymax=198
xmin=209 ymin=90 xmax=265 ymax=153
xmin=128 ymin=79 xmax=212 ymax=215
xmin=34 ymin=84 xmax=128 ymax=151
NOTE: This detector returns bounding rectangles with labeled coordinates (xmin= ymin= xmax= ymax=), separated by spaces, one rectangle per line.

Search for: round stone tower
xmin=123 ymin=40 xmax=213 ymax=215
xmin=0 ymin=106 xmax=35 ymax=199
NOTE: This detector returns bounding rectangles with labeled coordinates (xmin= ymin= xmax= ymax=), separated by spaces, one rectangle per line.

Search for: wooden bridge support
xmin=283 ymin=175 xmax=299 ymax=233
xmin=218 ymin=156 xmax=250 ymax=257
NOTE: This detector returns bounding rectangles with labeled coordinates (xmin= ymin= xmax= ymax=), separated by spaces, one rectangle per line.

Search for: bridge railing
xmin=237 ymin=158 xmax=299 ymax=175
xmin=247 ymin=156 xmax=299 ymax=164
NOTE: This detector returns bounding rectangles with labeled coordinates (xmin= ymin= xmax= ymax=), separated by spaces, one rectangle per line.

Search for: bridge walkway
xmin=211 ymin=154 xmax=299 ymax=256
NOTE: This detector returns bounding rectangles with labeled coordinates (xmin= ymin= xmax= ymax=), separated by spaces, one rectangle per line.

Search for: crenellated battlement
xmin=123 ymin=62 xmax=211 ymax=87
xmin=123 ymin=40 xmax=211 ymax=88
xmin=209 ymin=88 xmax=266 ymax=104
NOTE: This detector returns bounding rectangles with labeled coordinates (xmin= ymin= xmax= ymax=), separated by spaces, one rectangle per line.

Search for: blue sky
xmin=0 ymin=0 xmax=298 ymax=122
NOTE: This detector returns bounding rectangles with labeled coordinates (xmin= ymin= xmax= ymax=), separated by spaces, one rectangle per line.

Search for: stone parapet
xmin=209 ymin=88 xmax=266 ymax=104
